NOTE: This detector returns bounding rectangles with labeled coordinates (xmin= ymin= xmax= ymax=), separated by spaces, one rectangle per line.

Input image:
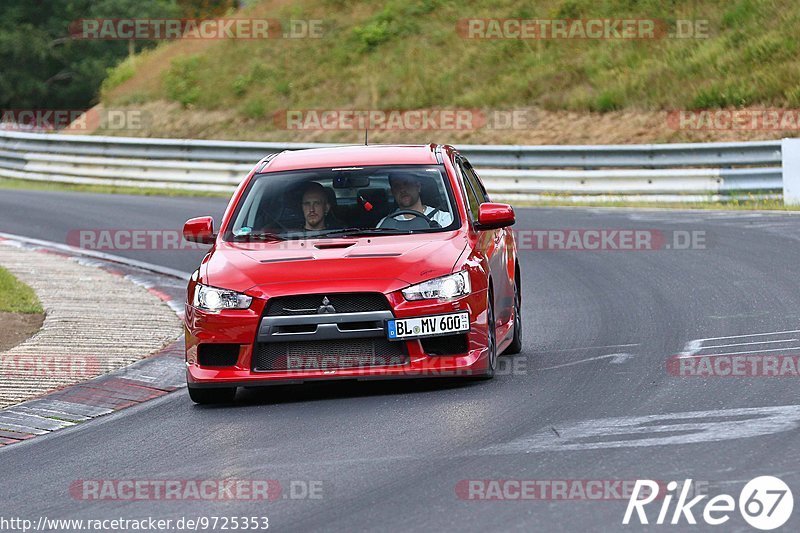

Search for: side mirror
xmin=475 ymin=203 xmax=515 ymax=230
xmin=183 ymin=216 xmax=215 ymax=244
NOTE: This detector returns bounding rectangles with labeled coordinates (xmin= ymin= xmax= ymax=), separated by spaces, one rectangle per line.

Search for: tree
xmin=0 ymin=0 xmax=180 ymax=110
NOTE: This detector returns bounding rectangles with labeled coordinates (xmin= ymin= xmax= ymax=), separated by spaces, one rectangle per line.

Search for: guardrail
xmin=0 ymin=130 xmax=789 ymax=202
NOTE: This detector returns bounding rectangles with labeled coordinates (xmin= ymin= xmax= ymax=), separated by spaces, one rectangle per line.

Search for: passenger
xmin=301 ymin=182 xmax=333 ymax=231
xmin=300 ymin=182 xmax=344 ymax=231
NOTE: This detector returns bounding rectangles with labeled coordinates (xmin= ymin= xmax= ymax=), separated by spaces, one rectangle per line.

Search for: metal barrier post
xmin=782 ymin=138 xmax=800 ymax=205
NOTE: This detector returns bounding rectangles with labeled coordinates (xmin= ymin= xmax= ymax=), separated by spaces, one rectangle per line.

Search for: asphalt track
xmin=1 ymin=189 xmax=800 ymax=531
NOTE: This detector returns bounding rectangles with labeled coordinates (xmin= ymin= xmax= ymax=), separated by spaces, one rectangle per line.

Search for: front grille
xmin=265 ymin=293 xmax=390 ymax=316
xmin=198 ymin=343 xmax=240 ymax=367
xmin=253 ymin=338 xmax=407 ymax=371
xmin=421 ymin=334 xmax=469 ymax=355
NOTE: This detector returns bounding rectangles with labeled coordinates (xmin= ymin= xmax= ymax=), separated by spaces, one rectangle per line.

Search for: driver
xmin=378 ymin=175 xmax=453 ymax=228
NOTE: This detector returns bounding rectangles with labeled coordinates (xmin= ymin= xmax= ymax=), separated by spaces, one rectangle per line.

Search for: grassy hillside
xmin=98 ymin=0 xmax=800 ymax=144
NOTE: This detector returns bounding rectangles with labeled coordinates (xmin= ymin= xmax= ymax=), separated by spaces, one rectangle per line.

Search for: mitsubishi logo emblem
xmin=318 ymin=296 xmax=336 ymax=314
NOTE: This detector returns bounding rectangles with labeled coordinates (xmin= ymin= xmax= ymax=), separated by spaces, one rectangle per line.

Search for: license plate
xmin=386 ymin=312 xmax=470 ymax=340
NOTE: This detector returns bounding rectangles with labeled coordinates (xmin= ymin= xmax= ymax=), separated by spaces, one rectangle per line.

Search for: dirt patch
xmin=0 ymin=312 xmax=44 ymax=352
xmin=94 ymin=101 xmax=798 ymax=145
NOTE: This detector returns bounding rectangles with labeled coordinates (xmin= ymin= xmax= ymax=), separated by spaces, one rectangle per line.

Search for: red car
xmin=182 ymin=144 xmax=521 ymax=404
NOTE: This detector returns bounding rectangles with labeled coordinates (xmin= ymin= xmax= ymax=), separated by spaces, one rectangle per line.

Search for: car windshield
xmin=225 ymin=164 xmax=460 ymax=241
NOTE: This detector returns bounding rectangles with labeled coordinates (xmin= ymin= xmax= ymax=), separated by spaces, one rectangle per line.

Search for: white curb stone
xmin=0 ymin=243 xmax=183 ymax=408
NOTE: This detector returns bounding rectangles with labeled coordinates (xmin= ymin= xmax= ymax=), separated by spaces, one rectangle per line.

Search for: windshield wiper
xmin=315 ymin=227 xmax=414 ymax=238
xmin=232 ymin=232 xmax=286 ymax=242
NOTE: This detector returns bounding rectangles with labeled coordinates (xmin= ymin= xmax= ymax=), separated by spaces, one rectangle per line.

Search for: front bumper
xmin=185 ymin=288 xmax=490 ymax=388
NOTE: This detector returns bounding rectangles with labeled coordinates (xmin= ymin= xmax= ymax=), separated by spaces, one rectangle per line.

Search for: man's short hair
xmin=388 ymin=173 xmax=421 ymax=186
xmin=301 ymin=181 xmax=328 ymax=199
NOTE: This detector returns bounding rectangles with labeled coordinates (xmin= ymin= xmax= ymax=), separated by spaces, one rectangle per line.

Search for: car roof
xmin=263 ymin=144 xmax=443 ymax=172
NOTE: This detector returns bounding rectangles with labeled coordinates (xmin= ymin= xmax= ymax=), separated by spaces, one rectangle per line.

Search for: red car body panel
xmin=264 ymin=144 xmax=441 ymax=172
xmin=185 ymin=144 xmax=519 ymax=388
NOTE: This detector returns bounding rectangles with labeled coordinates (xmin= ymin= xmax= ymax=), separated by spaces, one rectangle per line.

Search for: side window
xmin=457 ymin=159 xmax=480 ymax=220
xmin=462 ymin=159 xmax=489 ymax=203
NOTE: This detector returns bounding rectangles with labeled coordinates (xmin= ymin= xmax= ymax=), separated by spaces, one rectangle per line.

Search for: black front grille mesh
xmin=265 ymin=293 xmax=390 ymax=316
xmin=198 ymin=344 xmax=240 ymax=367
xmin=254 ymin=338 xmax=407 ymax=371
xmin=421 ymin=334 xmax=469 ymax=355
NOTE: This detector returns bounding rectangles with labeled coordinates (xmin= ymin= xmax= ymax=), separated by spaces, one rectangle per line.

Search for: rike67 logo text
xmin=624 ymin=477 xmax=793 ymax=530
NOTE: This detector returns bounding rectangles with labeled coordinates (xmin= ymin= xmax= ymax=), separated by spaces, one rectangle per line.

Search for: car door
xmin=456 ymin=156 xmax=513 ymax=326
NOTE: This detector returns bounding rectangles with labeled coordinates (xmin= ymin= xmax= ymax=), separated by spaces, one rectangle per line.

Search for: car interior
xmin=235 ymin=167 xmax=455 ymax=235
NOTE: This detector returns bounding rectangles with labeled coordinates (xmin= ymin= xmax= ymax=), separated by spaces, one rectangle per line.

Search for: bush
xmin=352 ymin=19 xmax=394 ymax=52
xmin=163 ymin=56 xmax=202 ymax=107
xmin=350 ymin=0 xmax=437 ymax=53
xmin=242 ymin=98 xmax=266 ymax=118
xmin=100 ymin=55 xmax=139 ymax=96
xmin=692 ymin=84 xmax=754 ymax=109
xmin=592 ymin=90 xmax=623 ymax=112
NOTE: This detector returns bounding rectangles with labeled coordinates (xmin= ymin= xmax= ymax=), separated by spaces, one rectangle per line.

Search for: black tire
xmin=503 ymin=274 xmax=523 ymax=355
xmin=475 ymin=291 xmax=497 ymax=380
xmin=188 ymin=386 xmax=236 ymax=405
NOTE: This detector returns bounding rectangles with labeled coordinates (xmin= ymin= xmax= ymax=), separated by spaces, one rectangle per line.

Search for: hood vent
xmin=347 ymin=252 xmax=402 ymax=258
xmin=314 ymin=241 xmax=357 ymax=250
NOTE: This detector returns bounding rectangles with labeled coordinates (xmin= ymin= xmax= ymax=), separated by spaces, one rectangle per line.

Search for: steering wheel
xmin=380 ymin=209 xmax=440 ymax=229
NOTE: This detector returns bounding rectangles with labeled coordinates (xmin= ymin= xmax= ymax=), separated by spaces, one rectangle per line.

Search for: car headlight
xmin=192 ymin=283 xmax=252 ymax=311
xmin=402 ymin=271 xmax=471 ymax=301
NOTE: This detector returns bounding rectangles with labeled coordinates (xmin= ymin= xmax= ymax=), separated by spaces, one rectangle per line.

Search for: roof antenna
xmin=364 ymin=127 xmax=369 ymax=146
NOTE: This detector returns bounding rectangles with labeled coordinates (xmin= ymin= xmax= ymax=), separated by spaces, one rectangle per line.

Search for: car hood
xmin=202 ymin=232 xmax=469 ymax=297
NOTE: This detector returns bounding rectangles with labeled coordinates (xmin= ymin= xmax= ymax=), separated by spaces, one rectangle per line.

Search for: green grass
xmin=102 ymin=0 xmax=800 ymax=122
xmin=0 ymin=266 xmax=43 ymax=314
xmin=0 ymin=177 xmax=230 ymax=198
xmin=99 ymin=53 xmax=144 ymax=96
